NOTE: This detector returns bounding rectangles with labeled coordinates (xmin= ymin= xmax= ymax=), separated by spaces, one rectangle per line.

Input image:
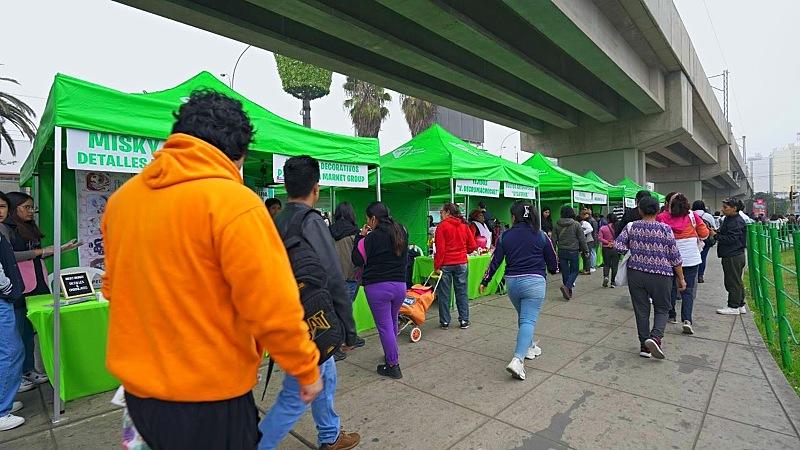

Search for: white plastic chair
xmin=48 ymin=267 xmax=106 ymax=297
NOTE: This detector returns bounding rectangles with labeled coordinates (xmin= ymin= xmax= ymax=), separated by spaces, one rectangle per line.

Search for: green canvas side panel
xmin=382 ymin=189 xmax=429 ymax=252
xmin=39 ymin=159 xmax=79 ymax=272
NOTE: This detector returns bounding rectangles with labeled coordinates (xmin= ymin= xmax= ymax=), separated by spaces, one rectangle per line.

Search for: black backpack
xmin=263 ymin=208 xmax=343 ymax=399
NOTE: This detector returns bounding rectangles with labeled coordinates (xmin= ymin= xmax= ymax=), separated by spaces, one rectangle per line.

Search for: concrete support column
xmin=558 ymin=148 xmax=646 ymax=185
xmin=655 ymin=180 xmax=703 ymax=203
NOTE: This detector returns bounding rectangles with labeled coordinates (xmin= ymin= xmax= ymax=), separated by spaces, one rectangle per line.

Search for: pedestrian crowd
xmin=0 ymin=90 xmax=754 ymax=449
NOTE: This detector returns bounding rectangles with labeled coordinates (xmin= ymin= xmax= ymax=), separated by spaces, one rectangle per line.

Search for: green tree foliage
xmin=400 ymin=94 xmax=438 ymax=137
xmin=343 ymin=77 xmax=391 ymax=138
xmin=0 ymin=70 xmax=36 ymax=156
xmin=274 ymin=54 xmax=332 ymax=127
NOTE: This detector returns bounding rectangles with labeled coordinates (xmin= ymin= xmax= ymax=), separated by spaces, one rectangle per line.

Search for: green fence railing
xmin=748 ymin=223 xmax=800 ymax=371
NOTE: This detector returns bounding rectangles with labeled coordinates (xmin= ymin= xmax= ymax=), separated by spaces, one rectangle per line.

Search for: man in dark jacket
xmin=715 ymin=197 xmax=747 ymax=316
xmin=615 ymin=190 xmax=652 ymax=235
xmin=260 ymin=156 xmax=361 ymax=450
xmin=553 ymin=206 xmax=588 ymax=300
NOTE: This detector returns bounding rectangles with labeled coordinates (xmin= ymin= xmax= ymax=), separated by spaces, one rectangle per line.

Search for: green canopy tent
xmin=522 ymin=153 xmax=609 ymax=214
xmin=583 ymin=171 xmax=625 ymax=202
xmin=21 ymin=72 xmax=379 ymax=418
xmin=617 ymin=177 xmax=665 ymax=206
xmin=378 ymin=124 xmax=539 ymax=250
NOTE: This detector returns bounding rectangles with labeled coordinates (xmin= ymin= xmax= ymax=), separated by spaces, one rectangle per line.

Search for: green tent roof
xmin=522 ymin=153 xmax=607 ymax=195
xmin=21 ymin=72 xmax=379 ymax=185
xmin=583 ymin=171 xmax=625 ymax=200
xmin=379 ymin=124 xmax=538 ymax=189
xmin=617 ymin=178 xmax=665 ymax=202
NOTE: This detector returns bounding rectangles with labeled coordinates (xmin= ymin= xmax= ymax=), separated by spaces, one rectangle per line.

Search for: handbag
xmin=688 ymin=211 xmax=705 ymax=252
xmin=615 ymin=223 xmax=634 ymax=287
xmin=18 ymin=258 xmax=48 ymax=294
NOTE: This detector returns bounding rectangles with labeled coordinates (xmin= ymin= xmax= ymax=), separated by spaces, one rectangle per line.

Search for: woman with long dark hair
xmin=541 ymin=207 xmax=553 ymax=236
xmin=3 ymin=192 xmax=80 ymax=391
xmin=352 ymin=202 xmax=408 ymax=379
xmin=692 ymin=200 xmax=718 ymax=284
xmin=329 ymin=202 xmax=366 ymax=360
xmin=433 ymin=203 xmax=477 ymax=329
xmin=480 ymin=202 xmax=557 ymax=380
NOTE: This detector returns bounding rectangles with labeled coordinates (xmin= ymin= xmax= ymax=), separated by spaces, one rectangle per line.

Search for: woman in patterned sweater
xmin=615 ymin=196 xmax=686 ymax=360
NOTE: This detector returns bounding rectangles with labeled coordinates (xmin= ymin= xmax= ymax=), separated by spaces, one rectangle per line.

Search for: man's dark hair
xmin=265 ymin=198 xmax=282 ymax=209
xmin=284 ymin=156 xmax=320 ymax=198
xmin=638 ymin=197 xmax=660 ymax=216
xmin=635 ymin=190 xmax=651 ymax=203
xmin=478 ymin=201 xmax=487 ymax=209
xmin=692 ymin=200 xmax=706 ymax=212
xmin=560 ymin=206 xmax=575 ymax=219
xmin=172 ymin=89 xmax=254 ymax=162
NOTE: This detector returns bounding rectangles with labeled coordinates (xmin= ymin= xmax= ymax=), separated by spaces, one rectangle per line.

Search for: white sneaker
xmin=682 ymin=321 xmax=694 ymax=335
xmin=10 ymin=402 xmax=22 ymax=414
xmin=24 ymin=371 xmax=48 ymax=385
xmin=590 ymin=268 xmax=596 ymax=273
xmin=0 ymin=414 xmax=24 ymax=431
xmin=716 ymin=307 xmax=741 ymax=315
xmin=506 ymin=357 xmax=526 ymax=380
xmin=17 ymin=378 xmax=34 ymax=393
xmin=525 ymin=345 xmax=542 ymax=360
xmin=739 ymin=306 xmax=747 ymax=314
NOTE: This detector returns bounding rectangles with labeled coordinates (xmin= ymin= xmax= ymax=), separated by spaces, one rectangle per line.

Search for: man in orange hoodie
xmin=102 ymin=90 xmax=321 ymax=449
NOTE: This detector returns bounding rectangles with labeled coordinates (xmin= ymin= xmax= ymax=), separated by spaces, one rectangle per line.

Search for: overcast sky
xmin=2 ymin=0 xmax=798 ymax=166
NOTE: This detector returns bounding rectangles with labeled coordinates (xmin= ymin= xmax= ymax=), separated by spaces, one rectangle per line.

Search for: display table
xmin=411 ymin=254 xmax=505 ymax=300
xmin=26 ymin=295 xmax=119 ymax=402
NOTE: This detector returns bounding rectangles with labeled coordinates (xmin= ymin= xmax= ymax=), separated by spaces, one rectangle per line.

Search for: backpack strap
xmin=260 ymin=357 xmax=276 ymax=402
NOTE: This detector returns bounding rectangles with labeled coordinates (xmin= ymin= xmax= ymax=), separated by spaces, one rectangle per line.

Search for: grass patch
xmin=745 ymin=248 xmax=800 ymax=396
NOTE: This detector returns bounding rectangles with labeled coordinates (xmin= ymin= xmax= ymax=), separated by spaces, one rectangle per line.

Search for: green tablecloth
xmin=411 ymin=254 xmax=505 ymax=300
xmin=353 ymin=287 xmax=375 ymax=332
xmin=26 ymin=295 xmax=119 ymax=402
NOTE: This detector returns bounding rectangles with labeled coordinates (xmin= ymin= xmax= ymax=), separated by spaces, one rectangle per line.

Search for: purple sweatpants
xmin=364 ymin=281 xmax=407 ymax=366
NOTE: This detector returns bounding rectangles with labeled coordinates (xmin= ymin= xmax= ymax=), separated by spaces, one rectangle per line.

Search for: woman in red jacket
xmin=434 ymin=203 xmax=478 ymax=329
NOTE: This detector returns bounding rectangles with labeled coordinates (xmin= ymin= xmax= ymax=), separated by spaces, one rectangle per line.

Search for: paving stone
xmin=496 ymin=375 xmax=703 ymax=449
xmin=558 ymin=347 xmax=718 ymax=411
xmin=278 ymin=433 xmax=314 ymax=449
xmin=597 ymin=324 xmax=726 ymax=369
xmin=545 ymin=302 xmax=633 ymax=325
xmin=534 ymin=314 xmax=616 ymax=345
xmin=729 ymin=316 xmax=751 ymax=345
xmin=398 ymin=349 xmax=549 ymax=416
xmin=469 ymin=303 xmax=524 ymax=330
xmin=0 ymin=431 xmax=55 ymax=450
xmin=0 ymin=388 xmax=52 ymax=445
xmin=708 ymin=371 xmax=796 ymax=435
xmin=418 ymin=317 xmax=499 ymax=349
xmin=41 ymin=385 xmax=120 ymax=424
xmin=342 ymin=328 xmax=449 ymax=372
xmin=720 ymin=343 xmax=765 ymax=379
xmin=451 ymin=419 xmax=568 ymax=450
xmin=696 ymin=414 xmax=800 ymax=449
xmin=52 ymin=409 xmax=123 ymax=449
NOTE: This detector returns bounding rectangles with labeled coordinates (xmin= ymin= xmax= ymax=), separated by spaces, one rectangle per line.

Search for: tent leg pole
xmin=376 ymin=167 xmax=382 ymax=202
xmin=330 ymin=188 xmax=335 ymax=212
xmin=450 ymin=178 xmax=454 ymax=203
xmin=52 ymin=126 xmax=64 ymax=423
xmin=537 ymin=188 xmax=541 ymax=216
xmin=571 ymin=190 xmax=574 ymax=209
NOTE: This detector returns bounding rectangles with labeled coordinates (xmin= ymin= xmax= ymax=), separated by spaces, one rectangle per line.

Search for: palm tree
xmin=400 ymin=95 xmax=438 ymax=136
xmin=342 ymin=77 xmax=391 ymax=138
xmin=274 ymin=54 xmax=332 ymax=127
xmin=0 ymin=72 xmax=36 ymax=156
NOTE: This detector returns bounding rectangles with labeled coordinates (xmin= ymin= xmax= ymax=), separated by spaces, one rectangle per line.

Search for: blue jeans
xmin=589 ymin=246 xmax=597 ymax=269
xmin=436 ymin=264 xmax=468 ymax=325
xmin=698 ymin=245 xmax=711 ymax=278
xmin=0 ymin=301 xmax=23 ymax=416
xmin=670 ymin=264 xmax=699 ymax=323
xmin=14 ymin=306 xmax=34 ymax=374
xmin=258 ymin=358 xmax=340 ymax=449
xmin=558 ymin=250 xmax=580 ymax=289
xmin=345 ymin=280 xmax=359 ymax=303
xmin=506 ymin=276 xmax=546 ymax=360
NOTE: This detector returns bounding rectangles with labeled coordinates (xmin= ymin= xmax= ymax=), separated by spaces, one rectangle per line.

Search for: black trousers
xmin=627 ymin=269 xmax=672 ymax=344
xmin=125 ymin=391 xmax=260 ymax=450
xmin=601 ymin=247 xmax=620 ymax=282
xmin=722 ymin=253 xmax=747 ymax=308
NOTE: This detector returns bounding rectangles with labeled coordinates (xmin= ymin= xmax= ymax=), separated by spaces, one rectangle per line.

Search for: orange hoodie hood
xmin=142 ymin=133 xmax=242 ymax=189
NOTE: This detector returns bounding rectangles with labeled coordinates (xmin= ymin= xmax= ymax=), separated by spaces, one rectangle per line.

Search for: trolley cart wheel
xmin=410 ymin=327 xmax=422 ymax=343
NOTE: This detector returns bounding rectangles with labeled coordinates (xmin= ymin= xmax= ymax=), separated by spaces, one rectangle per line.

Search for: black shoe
xmin=440 ymin=322 xmax=450 ymax=329
xmin=459 ymin=320 xmax=470 ymax=329
xmin=698 ymin=276 xmax=705 ymax=283
xmin=333 ymin=349 xmax=347 ymax=361
xmin=353 ymin=336 xmax=366 ymax=348
xmin=377 ymin=363 xmax=403 ymax=379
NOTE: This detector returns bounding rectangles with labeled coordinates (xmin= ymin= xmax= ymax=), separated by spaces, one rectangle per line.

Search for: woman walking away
xmin=434 ymin=203 xmax=477 ymax=329
xmin=541 ymin=208 xmax=554 ymax=237
xmin=692 ymin=200 xmax=718 ymax=283
xmin=615 ymin=197 xmax=685 ymax=359
xmin=716 ymin=198 xmax=748 ymax=315
xmin=599 ymin=213 xmax=619 ymax=288
xmin=579 ymin=211 xmax=595 ymax=275
xmin=553 ymin=206 xmax=588 ymax=300
xmin=657 ymin=193 xmax=709 ymax=335
xmin=352 ymin=202 xmax=408 ymax=379
xmin=480 ymin=202 xmax=558 ymax=380
xmin=329 ymin=202 xmax=366 ymax=361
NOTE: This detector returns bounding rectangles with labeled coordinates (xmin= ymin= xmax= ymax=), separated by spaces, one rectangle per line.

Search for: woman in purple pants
xmin=352 ymin=202 xmax=408 ymax=379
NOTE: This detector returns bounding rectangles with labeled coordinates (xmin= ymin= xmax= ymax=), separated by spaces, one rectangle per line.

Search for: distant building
xmin=747 ymin=153 xmax=772 ymax=194
xmin=771 ymin=133 xmax=800 ymax=195
xmin=435 ymin=106 xmax=484 ymax=145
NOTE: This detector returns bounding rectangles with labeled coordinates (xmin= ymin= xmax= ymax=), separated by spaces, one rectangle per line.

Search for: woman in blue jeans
xmin=480 ymin=201 xmax=558 ymax=380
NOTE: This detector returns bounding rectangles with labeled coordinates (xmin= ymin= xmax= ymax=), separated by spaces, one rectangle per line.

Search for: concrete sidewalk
xmin=2 ymin=258 xmax=800 ymax=449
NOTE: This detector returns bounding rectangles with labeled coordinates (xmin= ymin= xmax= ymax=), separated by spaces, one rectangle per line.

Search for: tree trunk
xmin=302 ymin=97 xmax=311 ymax=128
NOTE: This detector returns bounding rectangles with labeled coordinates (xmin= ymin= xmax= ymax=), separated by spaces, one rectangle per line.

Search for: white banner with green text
xmin=272 ymin=154 xmax=368 ymax=188
xmin=503 ymin=182 xmax=536 ymax=200
xmin=66 ymin=129 xmax=163 ymax=173
xmin=455 ymin=179 xmax=500 ymax=198
xmin=573 ymin=190 xmax=593 ymax=204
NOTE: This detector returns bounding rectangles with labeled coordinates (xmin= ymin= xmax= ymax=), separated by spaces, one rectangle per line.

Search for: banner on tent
xmin=592 ymin=193 xmax=608 ymax=204
xmin=646 ymin=182 xmax=655 ymax=191
xmin=273 ymin=154 xmax=368 ymax=188
xmin=455 ymin=179 xmax=500 ymax=198
xmin=66 ymin=129 xmax=163 ymax=174
xmin=573 ymin=191 xmax=593 ymax=204
xmin=624 ymin=198 xmax=637 ymax=208
xmin=76 ymin=171 xmax=132 ymax=269
xmin=503 ymin=182 xmax=536 ymax=200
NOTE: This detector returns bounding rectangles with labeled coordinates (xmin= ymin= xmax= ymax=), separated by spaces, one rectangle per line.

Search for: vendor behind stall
xmin=468 ymin=209 xmax=493 ymax=249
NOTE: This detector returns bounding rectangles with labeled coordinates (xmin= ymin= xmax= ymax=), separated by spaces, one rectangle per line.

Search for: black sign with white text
xmin=60 ymin=272 xmax=95 ymax=300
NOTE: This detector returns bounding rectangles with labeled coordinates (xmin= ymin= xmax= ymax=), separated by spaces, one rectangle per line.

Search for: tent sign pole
xmin=376 ymin=167 xmax=382 ymax=201
xmin=52 ymin=126 xmax=65 ymax=423
xmin=450 ymin=178 xmax=454 ymax=203
xmin=537 ymin=188 xmax=542 ymax=218
xmin=571 ymin=189 xmax=575 ymax=209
